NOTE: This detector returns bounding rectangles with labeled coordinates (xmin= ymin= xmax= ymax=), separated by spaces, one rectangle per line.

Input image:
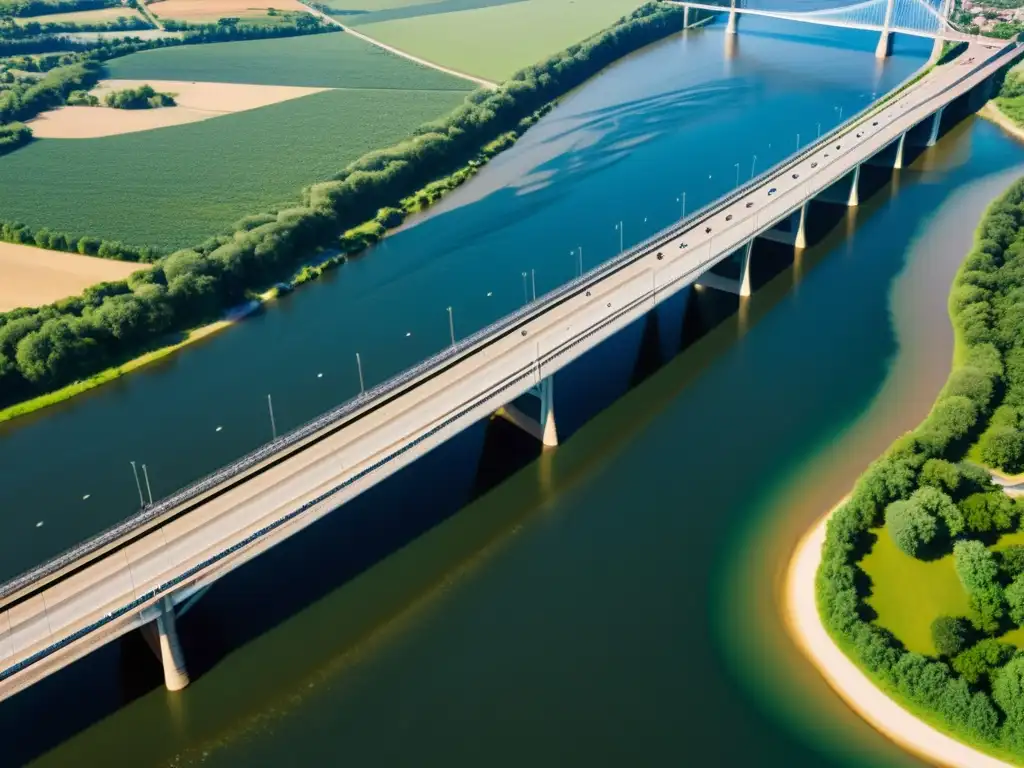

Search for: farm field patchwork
xmin=0 ymin=87 xmax=468 ymax=249
xmin=28 ymin=80 xmax=329 ymax=137
xmin=0 ymin=241 xmax=142 ymax=312
xmin=104 ymin=30 xmax=475 ymax=89
xmin=349 ymin=0 xmax=644 ymax=80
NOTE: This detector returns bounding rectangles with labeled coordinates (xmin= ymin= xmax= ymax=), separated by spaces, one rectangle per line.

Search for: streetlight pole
xmin=750 ymin=155 xmax=757 ymax=179
xmin=576 ymin=246 xmax=583 ymax=277
xmin=447 ymin=306 xmax=456 ymax=347
xmin=130 ymin=461 xmax=144 ymax=508
xmin=267 ymin=393 xmax=277 ymax=440
xmin=141 ymin=464 xmax=154 ymax=506
xmin=734 ymin=162 xmax=739 ymax=187
xmin=355 ymin=352 xmax=365 ymax=394
xmin=816 ymin=121 xmax=821 ymax=139
xmin=531 ymin=269 xmax=536 ymax=301
xmin=522 ymin=271 xmax=528 ymax=304
xmin=796 ymin=133 xmax=800 ymax=150
xmin=616 ymin=221 xmax=623 ymax=253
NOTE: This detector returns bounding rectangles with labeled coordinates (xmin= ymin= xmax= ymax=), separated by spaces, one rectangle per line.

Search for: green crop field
xmin=0 ymin=87 xmax=466 ymax=249
xmin=12 ymin=6 xmax=146 ymax=24
xmin=104 ymin=30 xmax=474 ymax=90
xmin=347 ymin=0 xmax=644 ymax=81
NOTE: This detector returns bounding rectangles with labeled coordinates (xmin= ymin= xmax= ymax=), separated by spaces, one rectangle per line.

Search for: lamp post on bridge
xmin=267 ymin=393 xmax=277 ymax=440
xmin=355 ymin=352 xmax=365 ymax=394
xmin=615 ymin=221 xmax=623 ymax=254
xmin=734 ymin=162 xmax=740 ymax=187
xmin=522 ymin=271 xmax=528 ymax=304
xmin=447 ymin=306 xmax=456 ymax=348
xmin=816 ymin=121 xmax=821 ymax=139
xmin=677 ymin=192 xmax=686 ymax=219
xmin=141 ymin=463 xmax=154 ymax=506
xmin=750 ymin=155 xmax=757 ymax=179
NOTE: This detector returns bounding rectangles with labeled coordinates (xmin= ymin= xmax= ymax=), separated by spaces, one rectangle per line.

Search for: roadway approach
xmin=0 ymin=39 xmax=1019 ymax=702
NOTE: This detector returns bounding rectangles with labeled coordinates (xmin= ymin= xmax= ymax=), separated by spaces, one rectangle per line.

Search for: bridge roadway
xmin=0 ymin=40 xmax=1018 ymax=701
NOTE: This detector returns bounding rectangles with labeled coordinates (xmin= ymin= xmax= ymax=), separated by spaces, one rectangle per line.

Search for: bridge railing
xmin=0 ymin=39 xmax=1014 ymax=608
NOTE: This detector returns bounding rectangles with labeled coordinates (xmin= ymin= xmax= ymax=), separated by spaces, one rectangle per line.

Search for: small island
xmin=803 ymin=170 xmax=1024 ymax=764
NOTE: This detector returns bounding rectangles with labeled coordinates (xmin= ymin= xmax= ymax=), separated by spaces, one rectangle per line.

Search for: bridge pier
xmin=927 ymin=106 xmax=945 ymax=146
xmin=847 ymin=164 xmax=861 ymax=207
xmin=875 ymin=0 xmax=895 ymax=58
xmin=498 ymin=375 xmax=558 ymax=448
xmin=725 ymin=9 xmax=738 ymax=34
xmin=144 ymin=596 xmax=190 ymax=692
xmin=794 ymin=202 xmax=808 ymax=249
xmin=682 ymin=3 xmax=690 ymax=28
xmin=696 ymin=240 xmax=753 ymax=297
xmin=893 ymin=132 xmax=906 ymax=170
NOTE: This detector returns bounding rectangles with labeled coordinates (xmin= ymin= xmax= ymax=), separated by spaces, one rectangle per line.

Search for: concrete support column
xmin=847 ymin=164 xmax=861 ymax=208
xmin=927 ymin=106 xmax=945 ymax=147
xmin=725 ymin=8 xmax=738 ymax=34
xmin=794 ymin=201 xmax=808 ymax=250
xmin=155 ymin=596 xmax=189 ymax=692
xmin=893 ymin=132 xmax=906 ymax=170
xmin=738 ymin=240 xmax=753 ymax=298
xmin=538 ymin=375 xmax=558 ymax=448
xmin=682 ymin=3 xmax=690 ymax=28
xmin=497 ymin=376 xmax=558 ymax=447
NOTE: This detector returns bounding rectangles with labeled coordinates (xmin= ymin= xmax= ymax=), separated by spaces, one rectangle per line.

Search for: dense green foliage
xmin=0 ymin=58 xmax=99 ymax=122
xmin=101 ymin=82 xmax=174 ymax=108
xmin=104 ymin=30 xmax=474 ymax=89
xmin=0 ymin=118 xmax=28 ymax=154
xmin=64 ymin=87 xmax=96 ymax=105
xmin=0 ymin=1 xmax=683 ymax=409
xmin=818 ymin=179 xmax=1024 ymax=759
xmin=0 ymin=14 xmax=150 ymax=39
xmin=0 ymin=0 xmax=116 ymax=17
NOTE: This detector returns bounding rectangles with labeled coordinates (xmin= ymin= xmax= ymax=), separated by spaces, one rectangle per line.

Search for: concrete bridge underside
xmin=0 ymin=39 xmax=1017 ymax=703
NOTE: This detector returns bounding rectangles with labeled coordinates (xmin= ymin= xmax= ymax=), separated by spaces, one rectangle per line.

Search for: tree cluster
xmin=0 ymin=117 xmax=28 ymax=154
xmin=102 ymin=82 xmax=173 ymax=109
xmin=0 ymin=1 xmax=683 ymax=408
xmin=0 ymin=0 xmax=114 ymax=17
xmin=0 ymin=15 xmax=150 ymax=40
xmin=818 ymin=178 xmax=1024 ymax=757
xmin=0 ymin=57 xmax=99 ymax=122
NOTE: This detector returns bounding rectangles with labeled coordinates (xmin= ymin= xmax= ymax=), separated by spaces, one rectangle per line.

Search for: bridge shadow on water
xmin=0 ymin=120 xmax=970 ymax=766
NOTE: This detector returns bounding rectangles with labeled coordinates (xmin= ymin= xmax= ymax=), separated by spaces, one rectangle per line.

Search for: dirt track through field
xmin=0 ymin=243 xmax=142 ymax=311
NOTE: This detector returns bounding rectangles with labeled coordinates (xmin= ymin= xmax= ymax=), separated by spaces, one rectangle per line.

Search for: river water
xmin=4 ymin=17 xmax=1024 ymax=768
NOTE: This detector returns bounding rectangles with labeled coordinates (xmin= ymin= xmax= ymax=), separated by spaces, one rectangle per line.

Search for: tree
xmin=1006 ymin=572 xmax=1024 ymax=626
xmin=931 ymin=616 xmax=970 ymax=657
xmin=954 ymin=540 xmax=1006 ymax=633
xmin=961 ymin=491 xmax=1017 ymax=534
xmin=912 ymin=486 xmax=964 ymax=538
xmin=952 ymin=639 xmax=1015 ymax=684
xmin=979 ymin=426 xmax=1024 ymax=473
xmin=886 ymin=499 xmax=938 ymax=557
xmin=1003 ymin=545 xmax=1024 ymax=578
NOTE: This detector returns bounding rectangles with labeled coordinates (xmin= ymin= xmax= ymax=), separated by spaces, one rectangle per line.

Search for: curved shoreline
xmin=785 ymin=502 xmax=1016 ymax=768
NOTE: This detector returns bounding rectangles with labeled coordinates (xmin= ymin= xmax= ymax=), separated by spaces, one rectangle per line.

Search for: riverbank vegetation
xmin=0 ymin=2 xmax=685 ymax=415
xmin=817 ymin=178 xmax=1024 ymax=760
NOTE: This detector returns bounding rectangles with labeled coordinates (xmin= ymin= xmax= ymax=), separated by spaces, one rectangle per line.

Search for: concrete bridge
xmin=0 ymin=39 xmax=1018 ymax=703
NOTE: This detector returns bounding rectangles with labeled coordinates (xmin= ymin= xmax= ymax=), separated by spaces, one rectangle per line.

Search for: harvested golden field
xmin=0 ymin=242 xmax=142 ymax=311
xmin=147 ymin=0 xmax=306 ymax=21
xmin=28 ymin=79 xmax=328 ymax=137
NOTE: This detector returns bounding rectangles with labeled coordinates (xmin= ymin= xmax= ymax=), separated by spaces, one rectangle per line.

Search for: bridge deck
xmin=0 ymin=40 xmax=1017 ymax=702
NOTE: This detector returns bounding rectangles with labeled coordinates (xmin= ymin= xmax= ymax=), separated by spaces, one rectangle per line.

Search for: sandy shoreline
xmin=785 ymin=501 xmax=1015 ymax=768
xmin=980 ymin=101 xmax=1024 ymax=144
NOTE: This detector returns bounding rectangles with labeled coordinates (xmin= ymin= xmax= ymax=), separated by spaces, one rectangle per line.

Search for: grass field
xmin=348 ymin=0 xmax=644 ymax=81
xmin=860 ymin=528 xmax=972 ymax=656
xmin=0 ymin=87 xmax=467 ymax=248
xmin=12 ymin=6 xmax=147 ymax=24
xmin=104 ymin=30 xmax=475 ymax=89
xmin=147 ymin=0 xmax=307 ymax=23
xmin=861 ymin=527 xmax=1024 ymax=656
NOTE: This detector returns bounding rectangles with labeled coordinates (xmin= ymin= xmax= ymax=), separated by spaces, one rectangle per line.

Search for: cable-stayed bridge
xmin=669 ymin=0 xmax=975 ymax=58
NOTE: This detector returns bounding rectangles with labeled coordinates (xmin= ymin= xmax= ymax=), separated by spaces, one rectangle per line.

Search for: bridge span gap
xmin=0 ymin=40 xmax=1018 ymax=700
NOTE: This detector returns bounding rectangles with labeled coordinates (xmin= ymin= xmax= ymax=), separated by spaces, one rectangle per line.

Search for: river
xmin=3 ymin=16 xmax=1022 ymax=768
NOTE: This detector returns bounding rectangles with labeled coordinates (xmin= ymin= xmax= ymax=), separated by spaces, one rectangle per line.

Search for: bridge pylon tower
xmin=875 ymin=0 xmax=896 ymax=58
